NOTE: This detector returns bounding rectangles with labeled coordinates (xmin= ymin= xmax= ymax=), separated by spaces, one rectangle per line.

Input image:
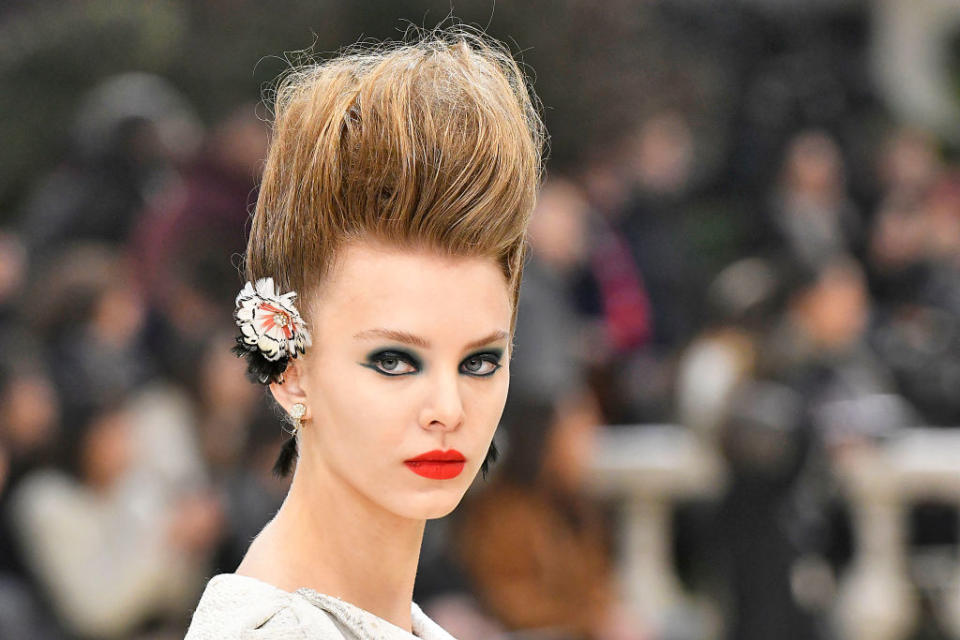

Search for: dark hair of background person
xmin=494 ymin=393 xmax=559 ymax=488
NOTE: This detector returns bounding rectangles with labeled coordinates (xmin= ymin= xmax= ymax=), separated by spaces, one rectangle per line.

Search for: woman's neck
xmin=236 ymin=459 xmax=425 ymax=633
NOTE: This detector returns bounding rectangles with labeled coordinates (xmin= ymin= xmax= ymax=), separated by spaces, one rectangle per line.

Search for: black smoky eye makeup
xmin=460 ymin=349 xmax=504 ymax=377
xmin=359 ymin=349 xmax=421 ymax=376
xmin=358 ymin=348 xmax=505 ymax=377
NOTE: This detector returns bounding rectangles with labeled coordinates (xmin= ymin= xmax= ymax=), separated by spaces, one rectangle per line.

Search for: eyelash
xmin=365 ymin=350 xmax=502 ymax=378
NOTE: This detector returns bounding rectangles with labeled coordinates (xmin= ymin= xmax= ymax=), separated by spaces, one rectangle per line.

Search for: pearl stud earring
xmin=290 ymin=403 xmax=307 ymax=434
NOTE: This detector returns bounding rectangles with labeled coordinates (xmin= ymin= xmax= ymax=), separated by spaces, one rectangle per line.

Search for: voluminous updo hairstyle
xmin=241 ymin=25 xmax=547 ymax=477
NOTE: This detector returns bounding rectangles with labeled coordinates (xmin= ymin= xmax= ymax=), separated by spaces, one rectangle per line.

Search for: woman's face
xmin=287 ymin=239 xmax=512 ymax=520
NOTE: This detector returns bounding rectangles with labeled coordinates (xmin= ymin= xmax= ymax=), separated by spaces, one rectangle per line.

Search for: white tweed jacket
xmin=183 ymin=574 xmax=457 ymax=640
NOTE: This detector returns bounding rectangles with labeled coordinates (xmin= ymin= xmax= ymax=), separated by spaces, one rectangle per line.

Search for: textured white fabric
xmin=184 ymin=573 xmax=457 ymax=640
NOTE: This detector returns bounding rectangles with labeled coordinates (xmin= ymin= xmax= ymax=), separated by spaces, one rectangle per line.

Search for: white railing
xmin=587 ymin=425 xmax=726 ymax=639
xmin=588 ymin=425 xmax=960 ymax=640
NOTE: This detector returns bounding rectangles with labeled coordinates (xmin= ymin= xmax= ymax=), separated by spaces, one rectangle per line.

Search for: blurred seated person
xmin=675 ymin=256 xmax=780 ymax=438
xmin=453 ymin=387 xmax=646 ymax=640
xmin=9 ymin=398 xmax=221 ymax=640
xmin=0 ymin=329 xmax=67 ymax=639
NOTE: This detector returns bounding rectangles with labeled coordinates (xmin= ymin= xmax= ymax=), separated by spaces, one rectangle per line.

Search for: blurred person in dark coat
xmin=508 ymin=177 xmax=596 ymax=403
xmin=0 ymin=230 xmax=28 ymax=330
xmin=16 ymin=73 xmax=201 ymax=262
xmin=614 ymin=111 xmax=698 ymax=352
xmin=713 ymin=379 xmax=830 ymax=640
xmin=129 ymin=103 xmax=268 ymax=390
xmin=760 ymin=255 xmax=913 ymax=444
xmin=710 ymin=253 xmax=916 ymax=640
xmin=30 ymin=242 xmax=154 ymax=421
xmin=869 ymin=172 xmax=960 ymax=425
xmin=576 ymin=112 xmax=701 ymax=423
xmin=766 ymin=130 xmax=863 ymax=268
xmin=130 ymin=102 xmax=267 ymax=315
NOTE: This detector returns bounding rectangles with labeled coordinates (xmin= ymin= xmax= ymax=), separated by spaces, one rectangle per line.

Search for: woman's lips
xmin=404 ymin=449 xmax=465 ymax=479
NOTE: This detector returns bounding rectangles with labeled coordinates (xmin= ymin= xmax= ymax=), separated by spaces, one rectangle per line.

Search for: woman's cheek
xmin=350 ymin=378 xmax=409 ymax=446
xmin=489 ymin=375 xmax=510 ymax=418
xmin=466 ymin=381 xmax=507 ymax=441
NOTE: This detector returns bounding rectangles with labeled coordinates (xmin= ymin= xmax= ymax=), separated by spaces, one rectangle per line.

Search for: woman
xmin=184 ymin=26 xmax=545 ymax=640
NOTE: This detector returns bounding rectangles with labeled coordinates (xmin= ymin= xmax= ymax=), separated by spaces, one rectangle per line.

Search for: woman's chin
xmin=390 ymin=491 xmax=465 ymax=521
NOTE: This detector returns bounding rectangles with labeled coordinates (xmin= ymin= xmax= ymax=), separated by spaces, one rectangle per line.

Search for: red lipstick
xmin=404 ymin=449 xmax=466 ymax=479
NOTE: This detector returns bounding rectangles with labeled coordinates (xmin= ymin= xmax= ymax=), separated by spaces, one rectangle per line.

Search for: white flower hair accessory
xmin=231 ymin=277 xmax=312 ymax=384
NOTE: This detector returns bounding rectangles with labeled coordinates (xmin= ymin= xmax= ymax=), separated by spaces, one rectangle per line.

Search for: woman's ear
xmin=268 ymin=358 xmax=312 ymax=420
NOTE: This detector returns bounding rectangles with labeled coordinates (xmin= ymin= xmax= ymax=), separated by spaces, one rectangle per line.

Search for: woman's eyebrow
xmin=353 ymin=328 xmax=508 ymax=350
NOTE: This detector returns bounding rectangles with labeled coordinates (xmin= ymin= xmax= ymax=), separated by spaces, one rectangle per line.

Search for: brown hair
xmin=244 ymin=26 xmax=546 ymax=335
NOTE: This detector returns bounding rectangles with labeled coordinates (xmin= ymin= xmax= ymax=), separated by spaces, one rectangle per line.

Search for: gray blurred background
xmin=2 ymin=1 xmax=960 ymax=639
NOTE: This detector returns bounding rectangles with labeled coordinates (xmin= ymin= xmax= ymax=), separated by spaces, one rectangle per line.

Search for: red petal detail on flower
xmin=256 ymin=302 xmax=297 ymax=340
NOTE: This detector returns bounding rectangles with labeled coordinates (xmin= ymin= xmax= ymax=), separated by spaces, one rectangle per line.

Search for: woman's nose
xmin=419 ymin=373 xmax=465 ymax=432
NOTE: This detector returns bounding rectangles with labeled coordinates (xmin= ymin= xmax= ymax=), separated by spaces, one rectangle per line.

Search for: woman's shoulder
xmin=184 ymin=573 xmax=345 ymax=639
xmin=184 ymin=573 xmax=457 ymax=640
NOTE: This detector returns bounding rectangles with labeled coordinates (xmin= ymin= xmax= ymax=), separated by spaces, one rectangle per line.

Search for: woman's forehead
xmin=314 ymin=241 xmax=512 ymax=335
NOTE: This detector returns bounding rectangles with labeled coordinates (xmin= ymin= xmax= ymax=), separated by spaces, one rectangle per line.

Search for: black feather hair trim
xmin=272 ymin=434 xmax=299 ymax=478
xmin=480 ymin=440 xmax=499 ymax=480
xmin=231 ymin=336 xmax=292 ymax=385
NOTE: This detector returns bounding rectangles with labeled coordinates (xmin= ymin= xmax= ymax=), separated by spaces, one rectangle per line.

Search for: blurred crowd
xmin=2 ymin=2 xmax=960 ymax=640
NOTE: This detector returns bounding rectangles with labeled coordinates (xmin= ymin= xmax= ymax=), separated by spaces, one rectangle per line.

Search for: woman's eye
xmin=370 ymin=352 xmax=418 ymax=376
xmin=461 ymin=354 xmax=501 ymax=376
